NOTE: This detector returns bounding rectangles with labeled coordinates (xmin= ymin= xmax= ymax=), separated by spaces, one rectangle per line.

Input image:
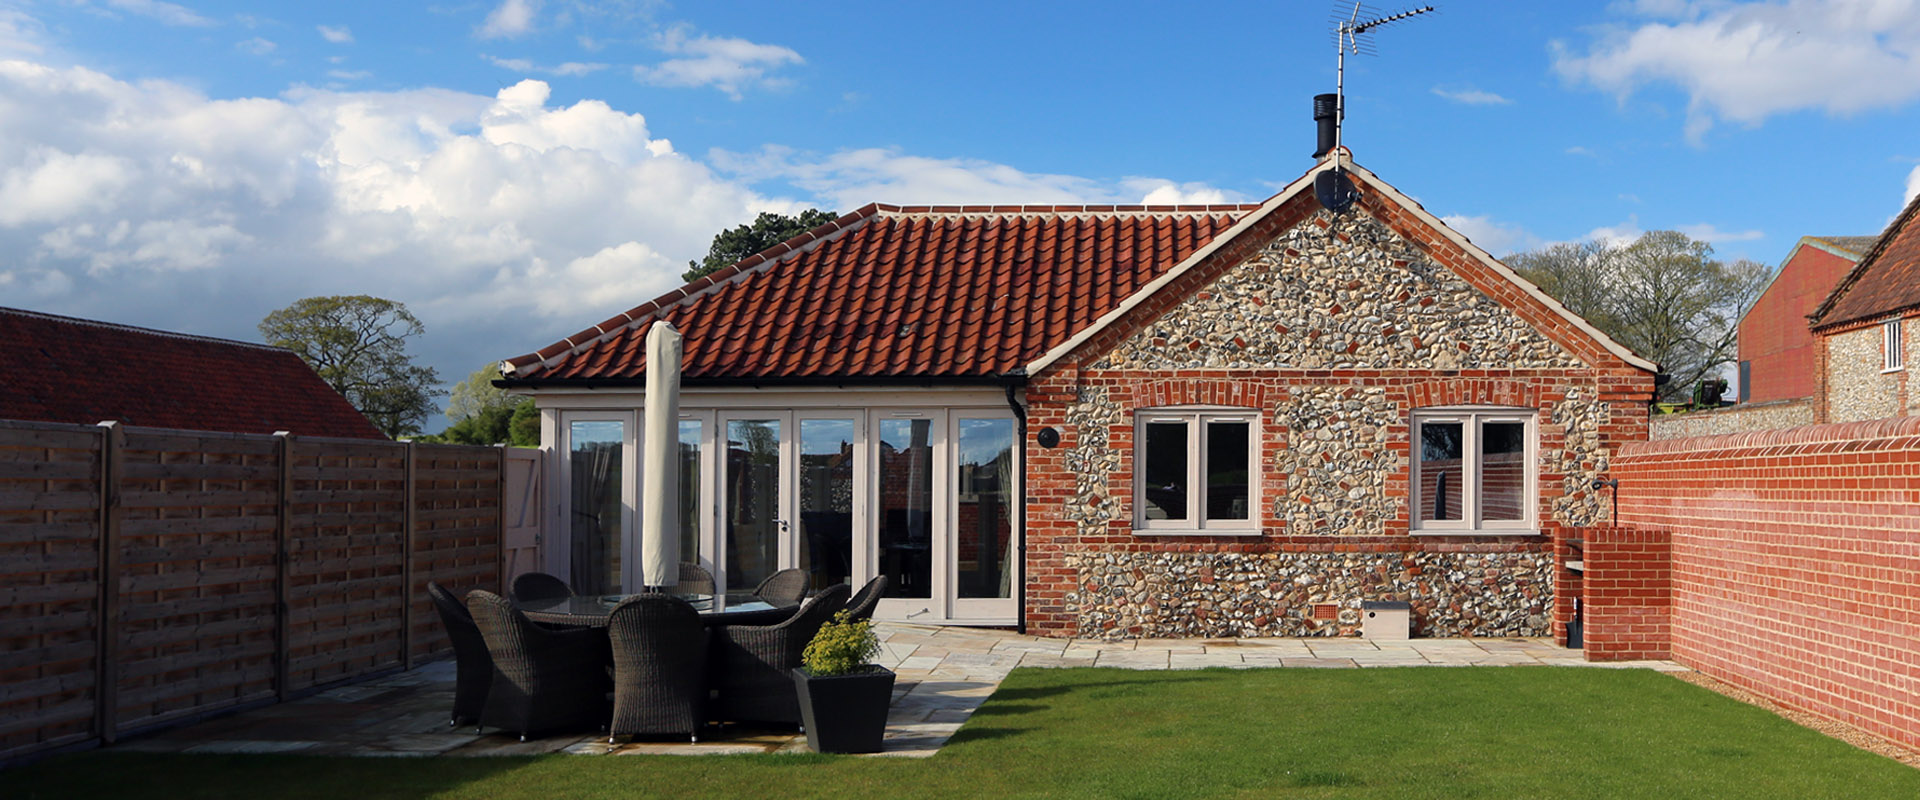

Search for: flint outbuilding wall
xmin=1612 ymin=417 xmax=1920 ymax=751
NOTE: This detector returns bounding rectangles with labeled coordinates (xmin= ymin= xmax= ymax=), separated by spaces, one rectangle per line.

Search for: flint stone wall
xmin=1094 ymin=209 xmax=1581 ymax=371
xmin=1066 ymin=551 xmax=1554 ymax=639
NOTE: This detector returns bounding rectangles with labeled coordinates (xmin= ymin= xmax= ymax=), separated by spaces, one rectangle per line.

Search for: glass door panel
xmin=954 ymin=417 xmax=1015 ymax=600
xmin=722 ymin=417 xmax=783 ymax=598
xmin=799 ymin=417 xmax=857 ymax=591
xmin=876 ymin=418 xmax=935 ymax=606
xmin=677 ymin=419 xmax=703 ymax=570
xmin=567 ymin=418 xmax=625 ymax=595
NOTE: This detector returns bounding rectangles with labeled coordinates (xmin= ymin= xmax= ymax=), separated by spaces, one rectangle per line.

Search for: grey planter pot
xmin=791 ymin=665 xmax=895 ymax=754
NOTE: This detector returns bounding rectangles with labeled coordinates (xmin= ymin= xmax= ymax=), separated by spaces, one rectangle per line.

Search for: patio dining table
xmin=515 ymin=593 xmax=789 ymax=627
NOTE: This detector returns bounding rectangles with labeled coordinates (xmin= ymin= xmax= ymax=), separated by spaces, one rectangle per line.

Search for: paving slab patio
xmin=109 ymin=623 xmax=1680 ymax=761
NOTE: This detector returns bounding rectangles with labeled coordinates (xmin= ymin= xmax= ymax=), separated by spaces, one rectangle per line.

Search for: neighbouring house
xmin=1809 ymin=191 xmax=1920 ymax=424
xmin=498 ymin=150 xmax=1656 ymax=638
xmin=0 ymin=306 xmax=387 ymax=439
xmin=1736 ymin=235 xmax=1876 ymax=403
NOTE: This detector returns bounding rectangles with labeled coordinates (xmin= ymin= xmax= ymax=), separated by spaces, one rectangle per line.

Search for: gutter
xmin=494 ymin=374 xmax=1024 ymax=391
xmin=1000 ymin=370 xmax=1029 ymax=635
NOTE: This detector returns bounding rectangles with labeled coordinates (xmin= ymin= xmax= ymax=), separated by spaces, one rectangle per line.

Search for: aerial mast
xmin=1314 ymin=3 xmax=1436 ymax=211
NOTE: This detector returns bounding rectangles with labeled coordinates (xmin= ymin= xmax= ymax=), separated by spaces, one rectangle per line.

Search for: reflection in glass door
xmin=876 ymin=417 xmax=936 ymax=617
xmin=677 ymin=419 xmax=703 ymax=570
xmin=722 ymin=417 xmax=783 ymax=597
xmin=567 ymin=418 xmax=626 ymax=595
xmin=798 ymin=417 xmax=857 ymax=591
xmin=954 ymin=417 xmax=1015 ymax=601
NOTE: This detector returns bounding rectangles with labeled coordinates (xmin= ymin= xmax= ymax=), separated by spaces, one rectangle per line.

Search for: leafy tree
xmin=683 ymin=208 xmax=838 ymax=282
xmin=259 ymin=295 xmax=442 ymax=438
xmin=445 ymin=363 xmax=518 ymax=423
xmin=1507 ymin=231 xmax=1769 ymax=401
xmin=508 ymin=399 xmax=540 ymax=447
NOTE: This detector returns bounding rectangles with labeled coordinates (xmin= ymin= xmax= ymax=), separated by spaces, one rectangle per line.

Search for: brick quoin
xmin=1614 ymin=417 xmax=1920 ymax=751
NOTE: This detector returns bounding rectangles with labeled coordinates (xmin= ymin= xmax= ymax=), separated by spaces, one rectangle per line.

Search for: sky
xmin=3 ymin=0 xmax=1919 ymax=431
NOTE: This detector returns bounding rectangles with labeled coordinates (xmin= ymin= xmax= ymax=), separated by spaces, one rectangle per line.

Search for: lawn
xmin=11 ymin=667 xmax=1917 ymax=799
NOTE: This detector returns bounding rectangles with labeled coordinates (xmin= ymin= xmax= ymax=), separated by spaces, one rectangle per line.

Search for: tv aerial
xmin=1314 ymin=3 xmax=1436 ymax=211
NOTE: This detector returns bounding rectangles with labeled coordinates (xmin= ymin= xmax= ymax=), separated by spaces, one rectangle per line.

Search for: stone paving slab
xmin=108 ymin=623 xmax=1680 ymax=762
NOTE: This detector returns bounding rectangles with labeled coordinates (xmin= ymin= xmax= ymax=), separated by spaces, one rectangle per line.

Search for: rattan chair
xmin=607 ymin=594 xmax=708 ymax=742
xmin=510 ymin=572 xmax=572 ymax=604
xmin=677 ymin=562 xmax=716 ymax=596
xmin=708 ymin=583 xmax=849 ymax=726
xmin=426 ymin=581 xmax=492 ymax=727
xmin=752 ymin=568 xmax=808 ymax=608
xmin=466 ymin=589 xmax=611 ymax=741
xmin=845 ymin=575 xmax=888 ymax=622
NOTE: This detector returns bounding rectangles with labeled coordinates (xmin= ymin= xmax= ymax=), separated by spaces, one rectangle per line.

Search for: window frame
xmin=1409 ymin=406 xmax=1539 ymax=536
xmin=1883 ymin=318 xmax=1904 ymax=373
xmin=1132 ymin=406 xmax=1260 ymax=535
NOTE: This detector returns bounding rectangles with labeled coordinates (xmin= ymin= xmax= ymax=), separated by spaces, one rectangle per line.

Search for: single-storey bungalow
xmin=498 ymin=151 xmax=1656 ymax=638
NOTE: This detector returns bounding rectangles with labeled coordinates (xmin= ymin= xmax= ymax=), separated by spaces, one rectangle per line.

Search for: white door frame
xmin=714 ymin=411 xmax=793 ymax=599
xmin=553 ymin=409 xmax=637 ymax=593
xmin=946 ymin=410 xmax=1021 ymax=623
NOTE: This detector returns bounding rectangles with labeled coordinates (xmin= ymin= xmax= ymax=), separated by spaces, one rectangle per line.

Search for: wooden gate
xmin=501 ymin=448 xmax=543 ymax=585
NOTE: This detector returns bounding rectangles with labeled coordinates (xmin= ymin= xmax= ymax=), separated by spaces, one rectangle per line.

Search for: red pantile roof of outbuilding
xmin=1812 ymin=192 xmax=1920 ymax=329
xmin=0 ymin=307 xmax=388 ymax=439
xmin=502 ymin=203 xmax=1262 ymax=383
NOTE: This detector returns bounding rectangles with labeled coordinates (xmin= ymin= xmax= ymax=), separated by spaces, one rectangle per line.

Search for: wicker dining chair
xmin=606 ymin=594 xmax=708 ymax=742
xmin=677 ymin=562 xmax=717 ymax=596
xmin=510 ymin=572 xmax=572 ymax=604
xmin=845 ymin=575 xmax=888 ymax=623
xmin=425 ymin=581 xmax=492 ymax=728
xmin=752 ymin=568 xmax=808 ymax=608
xmin=465 ymin=589 xmax=611 ymax=741
xmin=708 ymin=583 xmax=850 ymax=727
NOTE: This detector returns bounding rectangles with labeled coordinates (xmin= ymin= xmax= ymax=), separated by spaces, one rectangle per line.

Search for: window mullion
xmin=1464 ymin=414 xmax=1481 ymax=529
xmin=1190 ymin=417 xmax=1205 ymax=529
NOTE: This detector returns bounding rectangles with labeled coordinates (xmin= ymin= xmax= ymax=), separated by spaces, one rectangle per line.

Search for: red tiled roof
xmin=1812 ymin=192 xmax=1920 ymax=329
xmin=503 ymin=203 xmax=1261 ymax=383
xmin=0 ymin=307 xmax=388 ymax=439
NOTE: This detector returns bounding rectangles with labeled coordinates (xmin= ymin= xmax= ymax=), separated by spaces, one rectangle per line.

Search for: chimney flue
xmin=1312 ymin=93 xmax=1338 ymax=158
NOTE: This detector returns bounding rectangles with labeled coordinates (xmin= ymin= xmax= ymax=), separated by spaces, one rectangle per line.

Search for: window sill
xmin=1882 ymin=366 xmax=1905 ymax=374
xmin=1131 ymin=528 xmax=1263 ymax=537
xmin=1408 ymin=528 xmax=1544 ymax=537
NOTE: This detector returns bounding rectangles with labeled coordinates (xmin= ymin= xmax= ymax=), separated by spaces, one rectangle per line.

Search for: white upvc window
xmin=1410 ymin=407 xmax=1537 ymax=535
xmin=1883 ymin=318 xmax=1904 ymax=372
xmin=1133 ymin=408 xmax=1258 ymax=534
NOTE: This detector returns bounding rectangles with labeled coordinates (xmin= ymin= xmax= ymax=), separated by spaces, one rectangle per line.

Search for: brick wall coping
xmin=1620 ymin=414 xmax=1920 ymax=456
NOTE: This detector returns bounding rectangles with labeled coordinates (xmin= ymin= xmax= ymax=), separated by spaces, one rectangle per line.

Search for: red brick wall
xmin=1613 ymin=417 xmax=1920 ymax=750
xmin=1577 ymin=526 xmax=1672 ymax=661
xmin=1739 ymin=244 xmax=1859 ymax=403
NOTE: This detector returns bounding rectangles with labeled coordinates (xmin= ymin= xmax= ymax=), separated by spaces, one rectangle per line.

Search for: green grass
xmin=11 ymin=668 xmax=1918 ymax=799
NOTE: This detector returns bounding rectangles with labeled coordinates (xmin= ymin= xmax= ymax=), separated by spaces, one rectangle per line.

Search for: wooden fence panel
xmin=0 ymin=419 xmax=517 ymax=763
xmin=409 ymin=445 xmax=504 ymax=663
xmin=284 ymin=438 xmax=408 ymax=692
xmin=0 ymin=421 xmax=103 ymax=761
xmin=110 ymin=427 xmax=279 ymax=736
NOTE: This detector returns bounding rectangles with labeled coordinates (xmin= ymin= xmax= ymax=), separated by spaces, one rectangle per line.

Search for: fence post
xmin=93 ymin=421 xmax=124 ymax=745
xmin=402 ymin=442 xmax=416 ymax=672
xmin=273 ymin=432 xmax=293 ymax=701
xmin=496 ymin=445 xmax=508 ymax=594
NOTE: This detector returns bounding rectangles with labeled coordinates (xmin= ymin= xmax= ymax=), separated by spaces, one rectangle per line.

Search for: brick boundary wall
xmin=1612 ymin=416 xmax=1920 ymax=751
xmin=1578 ymin=526 xmax=1671 ymax=661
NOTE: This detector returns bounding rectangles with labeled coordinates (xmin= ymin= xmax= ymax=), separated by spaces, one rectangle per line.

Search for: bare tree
xmin=1508 ymin=231 xmax=1769 ymax=401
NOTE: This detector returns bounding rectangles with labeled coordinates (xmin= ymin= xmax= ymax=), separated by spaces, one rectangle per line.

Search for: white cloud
xmin=1675 ymin=222 xmax=1764 ymax=243
xmin=486 ymin=55 xmax=608 ymax=77
xmin=1441 ymin=214 xmax=1543 ymax=255
xmin=1431 ymin=86 xmax=1513 ymax=105
xmin=478 ymin=0 xmax=540 ymax=39
xmin=1587 ymin=216 xmax=1645 ymax=247
xmin=1126 ymin=179 xmax=1245 ymax=205
xmin=0 ymin=61 xmax=797 ymax=391
xmin=1565 ymin=145 xmax=1595 ymax=157
xmin=0 ymin=9 xmax=45 ymax=54
xmin=1906 ymin=164 xmax=1920 ymax=202
xmin=236 ymin=37 xmax=275 ymax=56
xmin=317 ymin=25 xmax=353 ymax=44
xmin=1556 ymin=0 xmax=1920 ymax=142
xmin=326 ymin=69 xmax=371 ymax=81
xmin=105 ymin=0 xmax=215 ymax=27
xmin=635 ymin=26 xmax=802 ymax=99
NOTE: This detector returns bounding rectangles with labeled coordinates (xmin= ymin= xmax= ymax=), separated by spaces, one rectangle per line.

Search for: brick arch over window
xmin=1139 ymin=380 xmax=1270 ymax=410
xmin=1408 ymin=379 xmax=1541 ymax=410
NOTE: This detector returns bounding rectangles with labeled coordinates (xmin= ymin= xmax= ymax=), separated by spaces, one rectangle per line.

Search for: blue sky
xmin=3 ymin=1 xmax=1918 ymax=431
